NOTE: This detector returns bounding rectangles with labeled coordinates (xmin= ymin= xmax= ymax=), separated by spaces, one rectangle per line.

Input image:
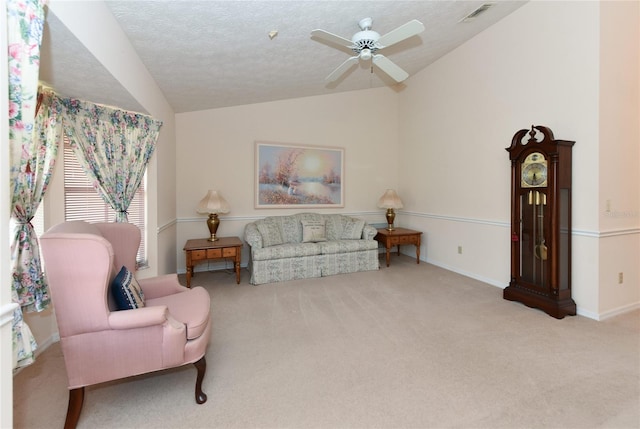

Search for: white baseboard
xmin=595 ymin=302 xmax=640 ymax=321
xmin=424 ymin=257 xmax=507 ymax=289
xmin=177 ymin=262 xmax=248 ymax=275
xmin=422 ymin=257 xmax=639 ymax=322
xmin=12 ymin=332 xmax=60 ymax=376
xmin=34 ymin=332 xmax=60 ymax=358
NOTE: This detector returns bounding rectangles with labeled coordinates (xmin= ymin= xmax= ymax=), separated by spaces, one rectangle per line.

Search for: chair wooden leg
xmin=64 ymin=387 xmax=84 ymax=429
xmin=194 ymin=356 xmax=207 ymax=404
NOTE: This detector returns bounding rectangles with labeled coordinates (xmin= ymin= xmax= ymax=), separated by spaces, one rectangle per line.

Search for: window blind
xmin=64 ymin=136 xmax=146 ymax=265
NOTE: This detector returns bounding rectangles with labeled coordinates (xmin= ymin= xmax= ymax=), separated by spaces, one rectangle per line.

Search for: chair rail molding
xmin=177 ymin=211 xmax=382 ymax=225
xmin=598 ymin=227 xmax=640 ymax=238
xmin=157 ymin=218 xmax=177 ymax=234
xmin=402 ymin=210 xmax=509 ymax=228
xmin=0 ymin=303 xmax=18 ymax=327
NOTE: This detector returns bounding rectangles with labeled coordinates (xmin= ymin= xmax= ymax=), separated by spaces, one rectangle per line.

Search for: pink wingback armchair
xmin=40 ymin=221 xmax=212 ymax=429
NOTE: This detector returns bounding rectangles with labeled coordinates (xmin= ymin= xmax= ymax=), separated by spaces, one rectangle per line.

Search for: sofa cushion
xmin=251 ymin=242 xmax=322 ymax=261
xmin=319 ymin=239 xmax=379 ymax=254
xmin=341 ymin=218 xmax=365 ymax=239
xmin=324 ymin=215 xmax=343 ymax=240
xmin=257 ymin=222 xmax=284 ymax=247
xmin=301 ymin=219 xmax=327 ymax=243
xmin=279 ymin=215 xmax=302 ymax=243
xmin=111 ymin=266 xmax=145 ymax=310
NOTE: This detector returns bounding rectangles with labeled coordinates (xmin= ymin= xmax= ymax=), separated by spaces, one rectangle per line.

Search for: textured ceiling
xmin=40 ymin=1 xmax=527 ymax=114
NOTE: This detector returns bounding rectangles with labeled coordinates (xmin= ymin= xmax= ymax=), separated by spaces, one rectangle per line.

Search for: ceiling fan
xmin=311 ymin=17 xmax=425 ymax=83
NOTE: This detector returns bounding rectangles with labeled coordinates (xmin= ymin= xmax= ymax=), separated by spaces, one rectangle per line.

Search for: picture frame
xmin=255 ymin=141 xmax=344 ymax=209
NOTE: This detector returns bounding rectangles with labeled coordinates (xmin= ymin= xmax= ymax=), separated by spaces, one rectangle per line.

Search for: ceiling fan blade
xmin=372 ymin=54 xmax=409 ymax=82
xmin=377 ymin=19 xmax=425 ymax=48
xmin=311 ymin=29 xmax=354 ymax=49
xmin=326 ymin=56 xmax=359 ymax=82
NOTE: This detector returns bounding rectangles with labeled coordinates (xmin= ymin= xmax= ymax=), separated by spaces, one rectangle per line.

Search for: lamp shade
xmin=197 ymin=190 xmax=230 ymax=214
xmin=377 ymin=189 xmax=404 ymax=209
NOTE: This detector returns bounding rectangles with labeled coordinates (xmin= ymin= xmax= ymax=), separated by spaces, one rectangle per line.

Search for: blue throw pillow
xmin=111 ymin=266 xmax=145 ymax=310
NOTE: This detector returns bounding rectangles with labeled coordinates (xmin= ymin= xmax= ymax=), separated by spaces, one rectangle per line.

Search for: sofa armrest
xmin=362 ymin=224 xmax=377 ymax=240
xmin=244 ymin=223 xmax=263 ymax=249
xmin=108 ymin=305 xmax=168 ymax=329
xmin=138 ymin=274 xmax=187 ymax=299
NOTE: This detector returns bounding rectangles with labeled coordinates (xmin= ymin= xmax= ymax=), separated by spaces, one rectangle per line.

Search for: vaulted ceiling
xmin=40 ymin=1 xmax=527 ymax=114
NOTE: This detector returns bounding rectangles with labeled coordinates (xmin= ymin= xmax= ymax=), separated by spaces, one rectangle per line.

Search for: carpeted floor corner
xmin=13 ymin=255 xmax=640 ymax=428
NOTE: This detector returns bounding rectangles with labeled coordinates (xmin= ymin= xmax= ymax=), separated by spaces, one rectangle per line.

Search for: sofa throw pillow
xmin=341 ymin=218 xmax=365 ymax=239
xmin=111 ymin=266 xmax=145 ymax=310
xmin=257 ymin=222 xmax=284 ymax=247
xmin=301 ymin=220 xmax=327 ymax=243
xmin=324 ymin=216 xmax=343 ymax=241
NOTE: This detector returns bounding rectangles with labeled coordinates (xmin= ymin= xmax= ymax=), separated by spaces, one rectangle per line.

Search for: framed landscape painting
xmin=255 ymin=142 xmax=344 ymax=208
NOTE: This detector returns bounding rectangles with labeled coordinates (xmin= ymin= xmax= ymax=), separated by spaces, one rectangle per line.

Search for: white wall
xmin=47 ymin=0 xmax=178 ymax=278
xmin=597 ymin=0 xmax=640 ymax=316
xmin=398 ymin=0 xmax=639 ymax=318
xmin=1 ymin=1 xmax=17 ymax=426
xmin=175 ymin=88 xmax=399 ymax=271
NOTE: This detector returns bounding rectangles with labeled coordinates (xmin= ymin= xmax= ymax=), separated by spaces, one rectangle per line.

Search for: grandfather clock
xmin=505 ymin=125 xmax=576 ymax=319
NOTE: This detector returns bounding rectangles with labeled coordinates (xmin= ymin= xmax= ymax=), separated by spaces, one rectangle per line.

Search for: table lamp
xmin=377 ymin=189 xmax=403 ymax=231
xmin=197 ymin=190 xmax=230 ymax=241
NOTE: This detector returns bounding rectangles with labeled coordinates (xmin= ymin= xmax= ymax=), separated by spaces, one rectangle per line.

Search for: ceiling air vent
xmin=460 ymin=2 xmax=495 ymax=22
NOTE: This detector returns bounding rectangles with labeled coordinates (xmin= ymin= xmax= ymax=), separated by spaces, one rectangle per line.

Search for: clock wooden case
xmin=505 ymin=125 xmax=576 ymax=319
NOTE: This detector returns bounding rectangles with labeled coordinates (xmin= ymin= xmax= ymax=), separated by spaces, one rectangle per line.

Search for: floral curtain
xmin=7 ymin=0 xmax=52 ymax=369
xmin=59 ymin=98 xmax=162 ymax=222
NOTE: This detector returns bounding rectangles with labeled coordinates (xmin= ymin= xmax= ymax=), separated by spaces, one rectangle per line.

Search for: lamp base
xmin=206 ymin=213 xmax=220 ymax=241
xmin=385 ymin=208 xmax=396 ymax=231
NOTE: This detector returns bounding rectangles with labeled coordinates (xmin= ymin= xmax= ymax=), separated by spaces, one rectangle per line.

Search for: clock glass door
xmin=559 ymin=188 xmax=570 ymax=291
xmin=519 ymin=189 xmax=548 ymax=288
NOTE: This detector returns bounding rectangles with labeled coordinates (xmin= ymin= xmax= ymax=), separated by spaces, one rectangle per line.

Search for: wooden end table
xmin=184 ymin=237 xmax=242 ymax=287
xmin=375 ymin=228 xmax=422 ymax=267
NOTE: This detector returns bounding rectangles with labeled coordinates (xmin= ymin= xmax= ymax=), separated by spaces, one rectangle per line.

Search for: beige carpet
xmin=13 ymin=255 xmax=640 ymax=429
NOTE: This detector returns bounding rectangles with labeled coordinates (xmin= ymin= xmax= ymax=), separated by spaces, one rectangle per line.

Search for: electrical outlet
xmin=618 ymin=272 xmax=623 ymax=284
xmin=458 ymin=246 xmax=462 ymax=254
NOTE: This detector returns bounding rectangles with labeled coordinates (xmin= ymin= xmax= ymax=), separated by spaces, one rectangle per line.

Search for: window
xmin=31 ymin=203 xmax=44 ymax=237
xmin=63 ymin=136 xmax=147 ymax=265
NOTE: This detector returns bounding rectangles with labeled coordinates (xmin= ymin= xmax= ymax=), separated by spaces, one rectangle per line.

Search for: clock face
xmin=521 ymin=152 xmax=548 ymax=188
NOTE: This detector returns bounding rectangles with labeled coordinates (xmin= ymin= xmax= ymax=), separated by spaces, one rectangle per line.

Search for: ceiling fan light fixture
xmin=312 ymin=17 xmax=425 ymax=85
xmin=351 ymin=30 xmax=380 ymax=53
xmin=352 ymin=30 xmax=380 ymax=44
